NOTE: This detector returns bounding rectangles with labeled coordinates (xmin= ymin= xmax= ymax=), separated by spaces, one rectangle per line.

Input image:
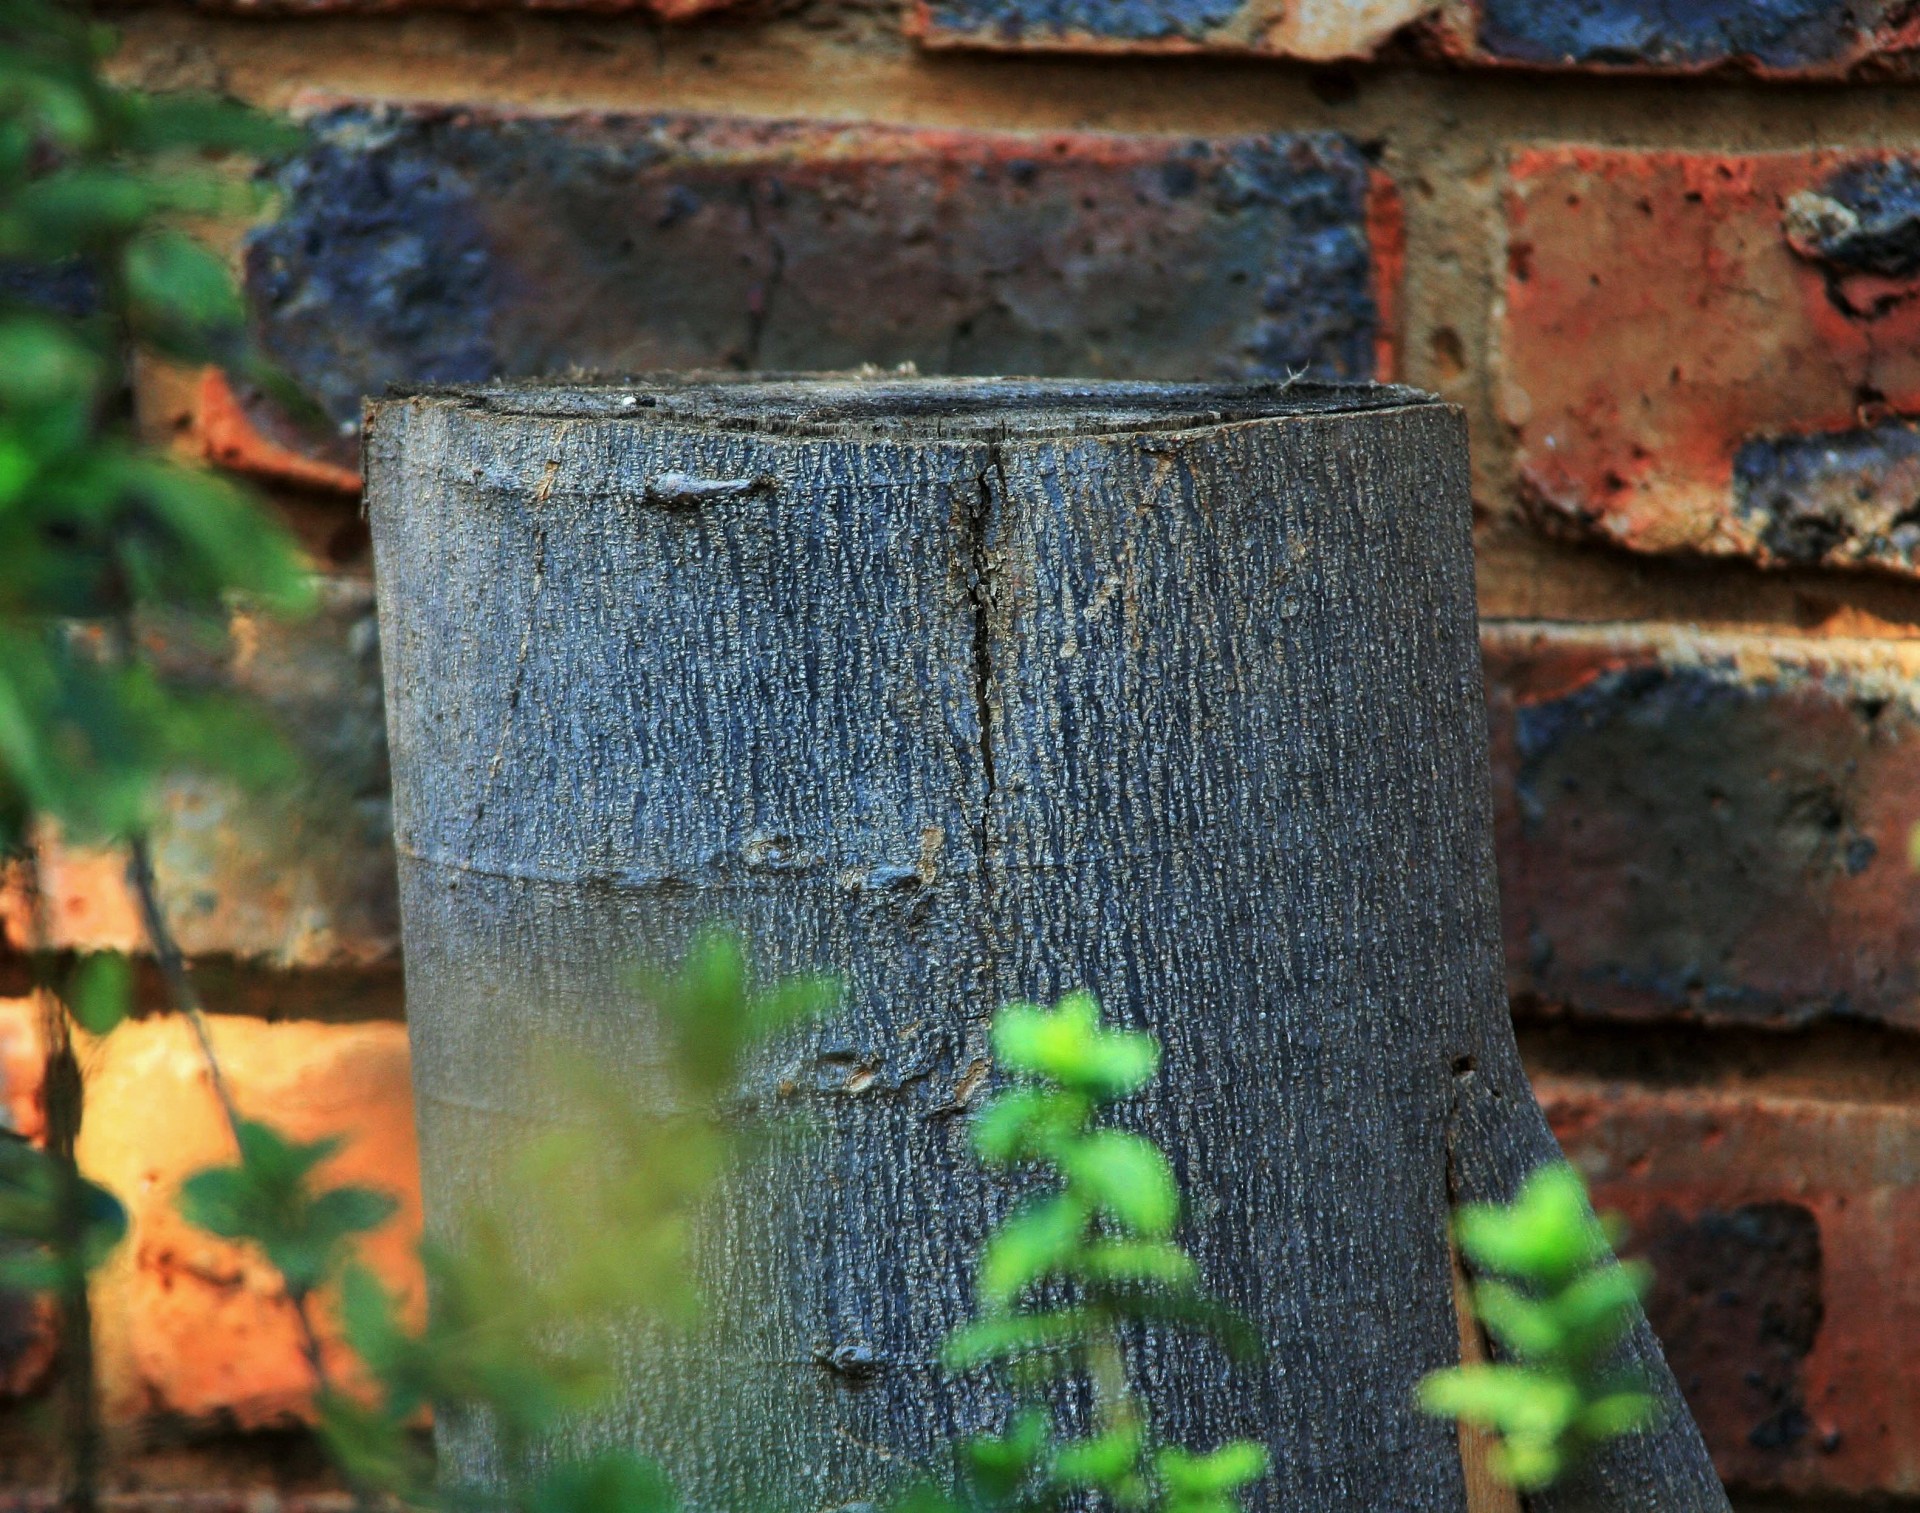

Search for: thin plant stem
xmin=123 ymin=834 xmax=243 ymax=1142
xmin=122 ymin=835 xmax=336 ymax=1403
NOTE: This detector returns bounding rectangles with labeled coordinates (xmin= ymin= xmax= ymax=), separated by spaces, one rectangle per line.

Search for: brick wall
xmin=6 ymin=3 xmax=1920 ymax=1507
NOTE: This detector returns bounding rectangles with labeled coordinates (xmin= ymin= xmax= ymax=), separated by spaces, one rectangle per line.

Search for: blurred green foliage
xmin=171 ymin=973 xmax=1271 ymax=1513
xmin=903 ymin=992 xmax=1268 ymax=1513
xmin=180 ymin=1120 xmax=398 ymax=1300
xmin=0 ymin=0 xmax=312 ymax=855
xmin=180 ymin=927 xmax=837 ymax=1513
xmin=1418 ymin=1162 xmax=1658 ymax=1490
xmin=0 ymin=1133 xmax=123 ymax=1294
xmin=0 ymin=7 xmax=325 ymax=1499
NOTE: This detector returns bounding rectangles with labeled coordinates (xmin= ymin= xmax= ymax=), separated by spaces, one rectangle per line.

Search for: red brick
xmin=196 ymin=371 xmax=358 ymax=497
xmin=217 ymin=107 xmax=1397 ymax=487
xmin=1502 ymin=148 xmax=1920 ymax=575
xmin=1484 ymin=624 xmax=1920 ymax=1028
xmin=3 ymin=582 xmax=397 ymax=968
xmin=1541 ymin=1076 xmax=1920 ymax=1496
xmin=911 ymin=0 xmax=1920 ymax=75
xmin=72 ymin=1015 xmax=422 ymax=1427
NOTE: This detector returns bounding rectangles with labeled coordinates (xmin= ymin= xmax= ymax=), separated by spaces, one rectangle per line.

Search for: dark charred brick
xmin=1785 ymin=157 xmax=1920 ymax=278
xmin=235 ymin=108 xmax=1395 ymax=473
xmin=910 ymin=0 xmax=1920 ymax=73
xmin=1477 ymin=0 xmax=1871 ymax=71
xmin=1734 ymin=420 xmax=1920 ymax=574
xmin=181 ymin=0 xmax=740 ymax=17
xmin=1485 ymin=625 xmax=1920 ymax=1029
xmin=1541 ymin=1080 xmax=1920 ymax=1495
xmin=1640 ymin=1203 xmax=1823 ymax=1460
xmin=247 ymin=118 xmax=505 ymax=430
xmin=917 ymin=0 xmax=1242 ymax=43
xmin=0 ymin=258 xmax=98 ymax=317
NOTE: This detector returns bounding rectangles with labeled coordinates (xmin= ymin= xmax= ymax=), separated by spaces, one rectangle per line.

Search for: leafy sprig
xmin=1418 ymin=1163 xmax=1658 ymax=1490
xmin=922 ymin=992 xmax=1268 ymax=1513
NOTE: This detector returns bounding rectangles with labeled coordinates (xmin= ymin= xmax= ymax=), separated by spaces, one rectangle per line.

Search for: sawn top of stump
xmin=386 ymin=373 xmax=1440 ymax=442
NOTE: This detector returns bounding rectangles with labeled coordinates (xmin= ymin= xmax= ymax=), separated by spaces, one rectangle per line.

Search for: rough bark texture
xmin=365 ymin=376 xmax=1729 ymax=1513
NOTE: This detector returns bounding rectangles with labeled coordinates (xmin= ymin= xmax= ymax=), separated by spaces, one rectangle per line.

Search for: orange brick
xmin=1543 ymin=1077 xmax=1920 ymax=1497
xmin=75 ymin=1016 xmax=421 ymax=1427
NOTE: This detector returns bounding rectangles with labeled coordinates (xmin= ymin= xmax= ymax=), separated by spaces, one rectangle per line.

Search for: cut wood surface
xmin=367 ymin=376 xmax=1729 ymax=1512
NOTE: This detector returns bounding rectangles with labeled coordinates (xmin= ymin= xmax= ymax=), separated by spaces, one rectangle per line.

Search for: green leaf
xmin=1156 ymin=1441 xmax=1268 ymax=1496
xmin=971 ymin=1087 xmax=1064 ymax=1165
xmin=643 ymin=925 xmax=749 ymax=1096
xmin=0 ymin=1135 xmax=126 ymax=1289
xmin=940 ymin=1307 xmax=1099 ymax=1370
xmin=178 ymin=1119 xmax=395 ymax=1296
xmin=961 ymin=1408 xmax=1050 ymax=1502
xmin=1051 ymin=1420 xmax=1145 ymax=1488
xmin=525 ymin=1452 xmax=679 ymax=1513
xmin=123 ymin=228 xmax=243 ymax=358
xmin=1416 ymin=1363 xmax=1580 ymax=1437
xmin=1578 ymin=1388 xmax=1658 ymax=1439
xmin=3 ymin=167 xmax=151 ymax=255
xmin=122 ymin=93 xmax=303 ymax=155
xmin=306 ymin=1184 xmax=401 ymax=1245
xmin=751 ymin=971 xmax=841 ymax=1038
xmin=637 ymin=927 xmax=840 ymax=1101
xmin=978 ymin=1194 xmax=1085 ymax=1308
xmin=316 ymin=1388 xmax=428 ymax=1502
xmin=333 ymin=1261 xmax=410 ymax=1386
xmin=112 ymin=453 xmax=315 ymax=614
xmin=1094 ymin=1286 xmax=1264 ymax=1362
xmin=992 ymin=992 xmax=1159 ymax=1098
xmin=1072 ymin=1238 xmax=1196 ymax=1288
xmin=65 ymin=950 xmax=130 ymax=1035
xmin=1060 ymin=1129 xmax=1178 ymax=1236
xmin=1471 ymin=1278 xmax=1566 ymax=1362
xmin=1494 ymin=1435 xmax=1565 ymax=1492
xmin=1548 ymin=1259 xmax=1651 ymax=1361
xmin=0 ymin=314 xmax=103 ymax=410
xmin=1455 ymin=1164 xmax=1613 ymax=1287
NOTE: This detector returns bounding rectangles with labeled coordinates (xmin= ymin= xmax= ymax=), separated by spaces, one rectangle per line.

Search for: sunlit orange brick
xmin=76 ymin=1016 xmax=421 ymax=1427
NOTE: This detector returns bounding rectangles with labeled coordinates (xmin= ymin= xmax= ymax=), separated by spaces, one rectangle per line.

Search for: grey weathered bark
xmin=366 ymin=376 xmax=1729 ymax=1513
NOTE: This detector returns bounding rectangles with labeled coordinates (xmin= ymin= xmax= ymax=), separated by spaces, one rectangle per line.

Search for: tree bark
xmin=366 ymin=376 xmax=1729 ymax=1513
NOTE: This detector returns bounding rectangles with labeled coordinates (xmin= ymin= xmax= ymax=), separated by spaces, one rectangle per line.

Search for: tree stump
xmin=366 ymin=377 xmax=1729 ymax=1513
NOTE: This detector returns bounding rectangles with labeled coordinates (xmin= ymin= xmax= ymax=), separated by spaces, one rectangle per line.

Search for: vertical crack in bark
xmin=962 ymin=451 xmax=1004 ymax=1049
xmin=968 ymin=453 xmax=1002 ymax=847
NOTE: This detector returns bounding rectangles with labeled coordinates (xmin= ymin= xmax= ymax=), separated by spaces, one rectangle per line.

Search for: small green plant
xmin=178 ymin=926 xmax=836 ymax=1512
xmin=1417 ymin=1162 xmax=1658 ymax=1491
xmin=909 ymin=991 xmax=1268 ymax=1513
